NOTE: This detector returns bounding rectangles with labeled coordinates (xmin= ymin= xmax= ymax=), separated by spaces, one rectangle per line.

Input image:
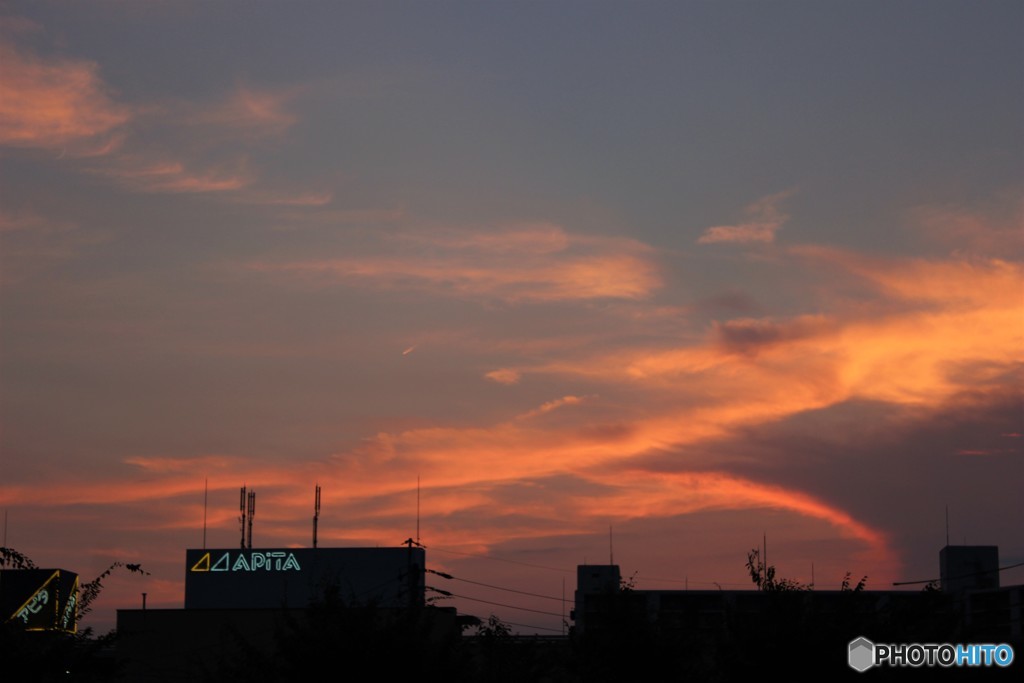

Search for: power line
xmin=427 ymin=587 xmax=565 ymax=618
xmin=892 ymin=560 xmax=1024 ymax=586
xmin=427 ymin=568 xmax=565 ymax=603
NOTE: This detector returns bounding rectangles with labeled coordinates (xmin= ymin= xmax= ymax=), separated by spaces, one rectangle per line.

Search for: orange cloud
xmin=910 ymin=193 xmax=1024 ymax=258
xmin=123 ymin=454 xmax=243 ymax=474
xmin=91 ymin=157 xmax=252 ymax=193
xmin=0 ymin=42 xmax=130 ymax=152
xmin=517 ymin=395 xmax=585 ymax=420
xmin=0 ymin=208 xmax=107 ymax=284
xmin=235 ymin=190 xmax=334 ymax=206
xmin=245 ymin=225 xmax=661 ymax=302
xmin=187 ymin=86 xmax=298 ymax=133
xmin=397 ymin=222 xmax=571 ymax=254
xmin=795 ymin=247 xmax=1022 ymax=308
xmin=485 ymin=368 xmax=521 ymax=384
xmin=572 ymin=470 xmax=896 ymax=570
xmin=697 ymin=189 xmax=796 ymax=244
xmin=0 ymin=208 xmax=74 ymax=234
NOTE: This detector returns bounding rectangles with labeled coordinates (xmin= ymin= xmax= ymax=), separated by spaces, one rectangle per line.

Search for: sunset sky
xmin=1 ymin=1 xmax=1021 ymax=634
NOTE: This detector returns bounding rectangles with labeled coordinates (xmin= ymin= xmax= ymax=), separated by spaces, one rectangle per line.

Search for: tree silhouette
xmin=745 ymin=548 xmax=810 ymax=591
xmin=840 ymin=570 xmax=868 ymax=592
xmin=1 ymin=546 xmax=148 ymax=681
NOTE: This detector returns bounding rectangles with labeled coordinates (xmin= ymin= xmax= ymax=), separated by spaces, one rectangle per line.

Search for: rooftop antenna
xmin=609 ymin=525 xmax=614 ymax=565
xmin=313 ymin=484 xmax=321 ymax=549
xmin=416 ymin=475 xmax=421 ymax=546
xmin=246 ymin=490 xmax=256 ymax=549
xmin=2 ymin=509 xmax=7 ymax=547
xmin=239 ymin=486 xmax=247 ymax=549
xmin=945 ymin=505 xmax=950 ymax=546
xmin=202 ymin=478 xmax=208 ymax=550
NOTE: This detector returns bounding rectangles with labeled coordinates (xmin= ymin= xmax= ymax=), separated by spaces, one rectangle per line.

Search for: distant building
xmin=572 ymin=546 xmax=1022 ymax=646
xmin=940 ymin=545 xmax=999 ymax=593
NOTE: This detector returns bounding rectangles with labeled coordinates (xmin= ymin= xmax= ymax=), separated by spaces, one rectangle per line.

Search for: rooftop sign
xmin=190 ymin=550 xmax=302 ymax=573
xmin=184 ymin=547 xmax=424 ymax=610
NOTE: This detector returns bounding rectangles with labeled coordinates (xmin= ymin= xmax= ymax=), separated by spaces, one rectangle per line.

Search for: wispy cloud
xmin=0 ymin=42 xmax=131 ymax=153
xmin=0 ymin=208 xmax=74 ymax=234
xmin=910 ymin=192 xmax=1024 ymax=258
xmin=697 ymin=189 xmax=796 ymax=244
xmin=791 ymin=245 xmax=1023 ymax=307
xmin=396 ymin=223 xmax=571 ymax=254
xmin=0 ymin=208 xmax=109 ymax=284
xmin=234 ymin=190 xmax=334 ymax=207
xmin=183 ymin=86 xmax=299 ymax=134
xmin=517 ymin=395 xmax=586 ymax=420
xmin=244 ymin=225 xmax=661 ymax=302
xmin=485 ymin=368 xmax=521 ymax=385
xmin=0 ymin=36 xmax=311 ymax=201
xmin=90 ymin=156 xmax=252 ymax=193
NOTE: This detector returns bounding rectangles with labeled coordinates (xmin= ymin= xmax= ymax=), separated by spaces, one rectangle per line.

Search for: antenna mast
xmin=416 ymin=475 xmax=421 ymax=545
xmin=313 ymin=484 xmax=321 ymax=549
xmin=945 ymin=505 xmax=950 ymax=546
xmin=246 ymin=490 xmax=256 ymax=549
xmin=202 ymin=478 xmax=208 ymax=549
xmin=239 ymin=486 xmax=247 ymax=549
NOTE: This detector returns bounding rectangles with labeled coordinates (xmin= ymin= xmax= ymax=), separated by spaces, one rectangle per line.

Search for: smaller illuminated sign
xmin=16 ymin=580 xmax=51 ymax=624
xmin=60 ymin=587 xmax=79 ymax=632
xmin=2 ymin=569 xmax=78 ymax=633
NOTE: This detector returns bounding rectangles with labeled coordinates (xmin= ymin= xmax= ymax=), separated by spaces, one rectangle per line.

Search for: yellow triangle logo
xmin=190 ymin=553 xmax=211 ymax=572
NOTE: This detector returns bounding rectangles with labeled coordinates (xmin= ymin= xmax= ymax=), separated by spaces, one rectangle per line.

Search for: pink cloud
xmin=0 ymin=42 xmax=131 ymax=152
xmin=235 ymin=190 xmax=334 ymax=207
xmin=910 ymin=193 xmax=1024 ymax=258
xmin=517 ymin=395 xmax=586 ymax=420
xmin=397 ymin=222 xmax=571 ymax=254
xmin=187 ymin=86 xmax=299 ymax=133
xmin=0 ymin=208 xmax=111 ymax=284
xmin=0 ymin=208 xmax=74 ymax=234
xmin=792 ymin=245 xmax=1023 ymax=307
xmin=697 ymin=188 xmax=796 ymax=244
xmin=244 ymin=225 xmax=661 ymax=302
xmin=485 ymin=368 xmax=521 ymax=385
xmin=90 ymin=156 xmax=252 ymax=193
